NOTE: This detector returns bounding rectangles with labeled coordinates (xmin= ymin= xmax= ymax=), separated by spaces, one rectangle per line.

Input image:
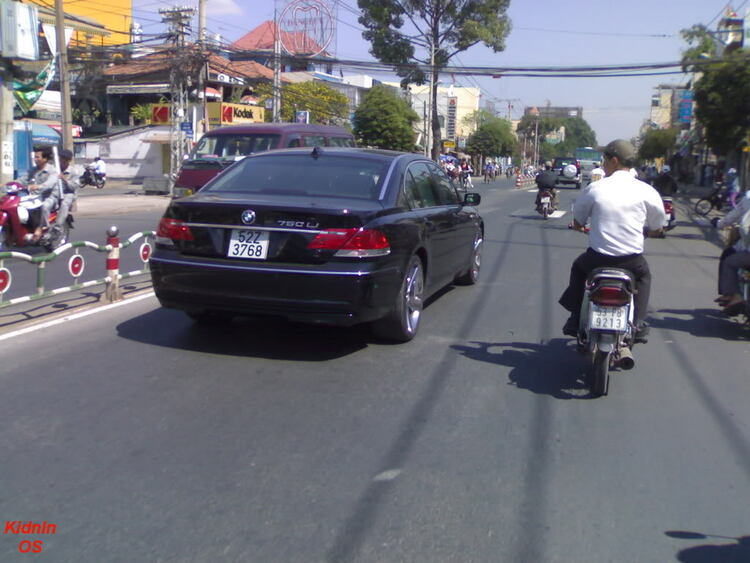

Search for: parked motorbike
xmin=81 ymin=165 xmax=106 ymax=189
xmin=695 ymin=182 xmax=730 ymax=216
xmin=577 ymin=267 xmax=636 ymax=396
xmin=536 ymin=188 xmax=557 ymax=219
xmin=0 ymin=182 xmax=73 ymax=252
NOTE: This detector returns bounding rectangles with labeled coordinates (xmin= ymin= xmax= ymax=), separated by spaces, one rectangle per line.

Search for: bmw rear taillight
xmin=156 ymin=217 xmax=194 ymax=245
xmin=590 ymin=285 xmax=630 ymax=306
xmin=308 ymin=227 xmax=390 ymax=257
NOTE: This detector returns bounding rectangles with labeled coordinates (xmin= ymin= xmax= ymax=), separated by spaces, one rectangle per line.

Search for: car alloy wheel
xmin=456 ymin=234 xmax=482 ymax=285
xmin=372 ymin=255 xmax=424 ymax=342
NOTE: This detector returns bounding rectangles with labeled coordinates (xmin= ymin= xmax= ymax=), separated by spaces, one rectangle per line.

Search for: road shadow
xmin=649 ymin=308 xmax=748 ymax=341
xmin=452 ymin=339 xmax=594 ymax=399
xmin=116 ymin=307 xmax=370 ymax=361
xmin=665 ymin=530 xmax=750 ymax=562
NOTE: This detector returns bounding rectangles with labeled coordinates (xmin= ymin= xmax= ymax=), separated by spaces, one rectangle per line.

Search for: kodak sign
xmin=208 ymin=103 xmax=265 ymax=126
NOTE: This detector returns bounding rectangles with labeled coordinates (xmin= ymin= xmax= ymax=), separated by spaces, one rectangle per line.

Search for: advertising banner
xmin=207 ymin=103 xmax=264 ymax=126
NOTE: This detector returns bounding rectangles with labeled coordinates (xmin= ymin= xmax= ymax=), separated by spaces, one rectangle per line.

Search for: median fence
xmin=0 ymin=227 xmax=155 ymax=309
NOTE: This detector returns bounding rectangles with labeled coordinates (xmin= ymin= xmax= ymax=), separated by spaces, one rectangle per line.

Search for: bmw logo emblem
xmin=241 ymin=210 xmax=256 ymax=225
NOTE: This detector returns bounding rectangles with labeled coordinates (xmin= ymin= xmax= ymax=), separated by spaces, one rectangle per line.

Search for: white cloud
xmin=208 ymin=0 xmax=243 ymax=17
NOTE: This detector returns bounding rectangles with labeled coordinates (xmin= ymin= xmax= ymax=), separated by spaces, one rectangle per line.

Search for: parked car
xmin=150 ymin=147 xmax=484 ymax=342
xmin=552 ymin=156 xmax=582 ymax=189
xmin=173 ymin=123 xmax=356 ymax=194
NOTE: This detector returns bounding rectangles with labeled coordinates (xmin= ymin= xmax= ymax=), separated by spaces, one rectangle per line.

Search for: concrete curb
xmin=76 ymin=194 xmax=171 ymax=217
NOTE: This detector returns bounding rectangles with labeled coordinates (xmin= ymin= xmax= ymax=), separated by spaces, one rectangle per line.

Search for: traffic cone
xmin=515 ymin=174 xmax=522 ymax=189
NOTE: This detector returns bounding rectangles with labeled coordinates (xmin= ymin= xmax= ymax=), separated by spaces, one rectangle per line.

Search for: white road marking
xmin=0 ymin=292 xmax=155 ymax=342
xmin=373 ymin=469 xmax=402 ymax=481
xmin=510 ymin=209 xmax=568 ymax=219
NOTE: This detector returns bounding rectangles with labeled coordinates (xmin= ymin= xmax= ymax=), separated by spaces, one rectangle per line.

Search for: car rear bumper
xmin=150 ymin=253 xmax=402 ymax=326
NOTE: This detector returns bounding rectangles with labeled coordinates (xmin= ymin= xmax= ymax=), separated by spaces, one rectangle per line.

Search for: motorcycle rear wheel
xmin=591 ymin=350 xmax=610 ymax=396
xmin=695 ymin=199 xmax=713 ymax=216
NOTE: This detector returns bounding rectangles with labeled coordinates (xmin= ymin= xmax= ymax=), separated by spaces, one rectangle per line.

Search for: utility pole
xmin=159 ymin=6 xmax=195 ymax=195
xmin=272 ymin=3 xmax=282 ymax=122
xmin=197 ymin=0 xmax=208 ymax=134
xmin=55 ymin=0 xmax=73 ymax=151
xmin=0 ymin=59 xmax=14 ymax=184
xmin=427 ymin=39 xmax=435 ymax=160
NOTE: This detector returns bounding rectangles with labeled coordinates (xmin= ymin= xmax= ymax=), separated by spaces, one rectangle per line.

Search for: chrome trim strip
xmin=150 ymin=256 xmax=396 ymax=276
xmin=378 ymin=154 xmax=410 ymax=200
xmin=184 ymin=222 xmax=324 ymax=234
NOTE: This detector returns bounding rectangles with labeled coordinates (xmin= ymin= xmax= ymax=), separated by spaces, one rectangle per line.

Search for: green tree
xmin=692 ymin=52 xmax=750 ymax=156
xmin=516 ymin=115 xmax=597 ymax=163
xmin=352 ymin=84 xmax=420 ymax=151
xmin=465 ymin=115 xmax=514 ymax=158
xmin=638 ymin=128 xmax=677 ymax=160
xmin=357 ymin=0 xmax=511 ymax=159
xmin=680 ymin=24 xmax=720 ymax=72
xmin=255 ymin=81 xmax=350 ymax=125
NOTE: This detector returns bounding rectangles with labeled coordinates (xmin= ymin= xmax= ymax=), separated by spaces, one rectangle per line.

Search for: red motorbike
xmin=0 ymin=182 xmax=73 ymax=252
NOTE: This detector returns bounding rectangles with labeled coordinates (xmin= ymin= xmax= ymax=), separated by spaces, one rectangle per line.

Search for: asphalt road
xmin=1 ymin=177 xmax=749 ymax=562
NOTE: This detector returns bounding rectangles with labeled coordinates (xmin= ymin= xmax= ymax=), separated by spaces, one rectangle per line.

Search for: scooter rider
xmin=55 ymin=149 xmax=80 ymax=230
xmin=535 ymin=167 xmax=558 ymax=210
xmin=17 ymin=147 xmax=60 ymax=242
xmin=559 ymin=139 xmax=666 ymax=341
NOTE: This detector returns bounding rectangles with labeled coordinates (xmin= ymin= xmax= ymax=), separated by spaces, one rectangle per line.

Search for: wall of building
xmin=73 ymin=126 xmax=170 ymax=180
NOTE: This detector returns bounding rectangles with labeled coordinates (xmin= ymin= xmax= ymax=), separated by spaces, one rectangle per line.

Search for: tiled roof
xmin=103 ymin=46 xmax=276 ymax=80
xmin=231 ymin=20 xmax=327 ymax=56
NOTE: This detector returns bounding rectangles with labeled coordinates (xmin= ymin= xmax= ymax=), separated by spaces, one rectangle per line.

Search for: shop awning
xmin=31 ymin=122 xmax=61 ymax=145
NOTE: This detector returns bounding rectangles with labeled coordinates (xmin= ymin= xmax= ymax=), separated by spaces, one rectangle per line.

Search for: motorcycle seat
xmin=588 ymin=267 xmax=635 ymax=290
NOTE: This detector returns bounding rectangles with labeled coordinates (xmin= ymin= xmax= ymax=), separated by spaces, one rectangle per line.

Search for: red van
xmin=174 ymin=123 xmax=356 ymax=193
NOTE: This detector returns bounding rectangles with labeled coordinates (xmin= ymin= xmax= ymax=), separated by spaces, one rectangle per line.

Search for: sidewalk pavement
xmin=76 ymin=179 xmax=171 ymax=216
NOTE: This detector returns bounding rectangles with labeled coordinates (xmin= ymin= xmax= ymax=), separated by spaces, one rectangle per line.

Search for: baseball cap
xmin=59 ymin=149 xmax=74 ymax=160
xmin=599 ymin=139 xmax=636 ymax=164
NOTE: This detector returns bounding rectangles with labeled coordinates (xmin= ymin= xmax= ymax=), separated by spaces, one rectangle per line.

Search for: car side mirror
xmin=463 ymin=192 xmax=481 ymax=206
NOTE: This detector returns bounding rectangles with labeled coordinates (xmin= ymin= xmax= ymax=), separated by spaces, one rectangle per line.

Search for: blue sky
xmin=134 ymin=0 xmax=741 ymax=143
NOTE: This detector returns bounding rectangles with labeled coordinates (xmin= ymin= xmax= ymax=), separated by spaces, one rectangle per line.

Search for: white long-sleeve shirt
xmin=573 ymin=169 xmax=666 ymax=256
xmin=717 ymin=191 xmax=750 ymax=251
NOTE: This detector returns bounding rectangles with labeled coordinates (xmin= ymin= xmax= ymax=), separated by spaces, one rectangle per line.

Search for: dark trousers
xmin=559 ymin=248 xmax=652 ymax=326
xmin=719 ymin=248 xmax=750 ymax=296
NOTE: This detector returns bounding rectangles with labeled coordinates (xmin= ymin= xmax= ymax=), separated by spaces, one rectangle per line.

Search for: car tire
xmin=372 ymin=255 xmax=424 ymax=342
xmin=456 ymin=234 xmax=483 ymax=285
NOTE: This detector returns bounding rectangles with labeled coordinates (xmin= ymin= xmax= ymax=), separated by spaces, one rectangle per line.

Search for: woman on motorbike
xmin=711 ymin=191 xmax=750 ymax=313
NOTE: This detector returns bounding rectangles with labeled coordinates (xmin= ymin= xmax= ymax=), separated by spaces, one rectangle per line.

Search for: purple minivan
xmin=174 ymin=123 xmax=356 ymax=193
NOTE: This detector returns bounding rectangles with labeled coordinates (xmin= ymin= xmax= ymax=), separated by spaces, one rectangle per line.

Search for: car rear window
xmin=203 ymin=154 xmax=389 ymax=200
xmin=192 ymin=134 xmax=281 ymax=160
xmin=554 ymin=158 xmax=575 ymax=167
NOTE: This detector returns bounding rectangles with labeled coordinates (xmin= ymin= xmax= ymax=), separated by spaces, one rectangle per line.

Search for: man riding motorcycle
xmin=534 ymin=169 xmax=559 ymax=210
xmin=17 ymin=147 xmax=60 ymax=242
xmin=559 ymin=139 xmax=666 ymax=342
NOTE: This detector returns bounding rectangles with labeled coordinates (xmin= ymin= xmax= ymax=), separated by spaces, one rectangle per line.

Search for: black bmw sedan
xmin=150 ymin=147 xmax=483 ymax=342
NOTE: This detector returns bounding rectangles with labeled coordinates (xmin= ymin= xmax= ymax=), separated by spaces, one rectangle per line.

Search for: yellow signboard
xmin=207 ymin=102 xmax=265 ymax=126
xmin=443 ymin=140 xmax=456 ymax=148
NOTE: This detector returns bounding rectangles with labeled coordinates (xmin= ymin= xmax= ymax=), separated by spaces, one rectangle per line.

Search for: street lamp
xmin=529 ymin=106 xmax=540 ymax=168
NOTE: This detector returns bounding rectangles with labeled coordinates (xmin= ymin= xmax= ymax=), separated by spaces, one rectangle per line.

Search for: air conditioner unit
xmin=0 ymin=0 xmax=40 ymax=60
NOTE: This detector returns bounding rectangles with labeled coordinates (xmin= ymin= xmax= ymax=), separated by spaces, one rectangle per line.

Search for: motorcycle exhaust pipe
xmin=618 ymin=347 xmax=635 ymax=370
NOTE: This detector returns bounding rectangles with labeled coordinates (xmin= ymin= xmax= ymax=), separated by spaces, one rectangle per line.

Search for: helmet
xmin=662 ymin=165 xmax=670 ymax=173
